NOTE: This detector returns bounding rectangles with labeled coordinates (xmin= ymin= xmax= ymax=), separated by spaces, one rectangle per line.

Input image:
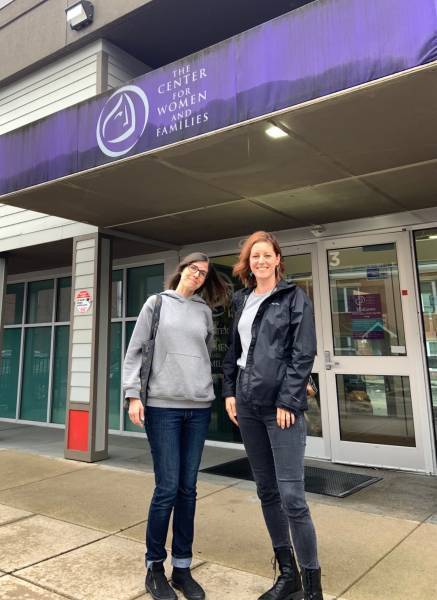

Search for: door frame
xmin=282 ymin=243 xmax=332 ymax=460
xmin=318 ymin=231 xmax=434 ymax=472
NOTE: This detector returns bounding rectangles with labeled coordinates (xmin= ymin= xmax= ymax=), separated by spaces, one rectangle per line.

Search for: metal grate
xmin=201 ymin=458 xmax=382 ymax=498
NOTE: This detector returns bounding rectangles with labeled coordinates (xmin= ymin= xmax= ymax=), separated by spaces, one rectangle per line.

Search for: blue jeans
xmin=145 ymin=406 xmax=211 ymax=568
xmin=236 ymin=397 xmax=319 ymax=570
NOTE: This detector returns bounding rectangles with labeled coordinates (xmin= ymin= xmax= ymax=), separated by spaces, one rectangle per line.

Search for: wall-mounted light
xmin=265 ymin=124 xmax=288 ymax=139
xmin=66 ymin=1 xmax=94 ymax=31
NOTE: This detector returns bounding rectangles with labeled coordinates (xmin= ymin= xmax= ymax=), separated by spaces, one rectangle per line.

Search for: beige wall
xmin=0 ymin=0 xmax=152 ymax=84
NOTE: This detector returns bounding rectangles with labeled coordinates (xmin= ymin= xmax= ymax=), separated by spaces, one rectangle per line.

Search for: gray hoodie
xmin=123 ymin=290 xmax=215 ymax=409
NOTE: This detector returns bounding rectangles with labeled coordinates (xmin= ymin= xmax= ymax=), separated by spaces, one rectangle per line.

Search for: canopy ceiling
xmin=2 ymin=63 xmax=437 ymax=252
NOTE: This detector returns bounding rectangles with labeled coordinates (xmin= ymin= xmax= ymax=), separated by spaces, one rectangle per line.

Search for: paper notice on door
xmin=391 ymin=346 xmax=406 ymax=354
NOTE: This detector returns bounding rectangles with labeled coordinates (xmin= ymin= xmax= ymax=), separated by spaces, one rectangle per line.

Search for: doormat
xmin=201 ymin=458 xmax=382 ymax=498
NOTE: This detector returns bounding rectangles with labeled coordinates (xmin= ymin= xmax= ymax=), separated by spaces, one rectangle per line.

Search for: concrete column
xmin=0 ymin=256 xmax=7 ymax=357
xmin=65 ymin=234 xmax=112 ymax=462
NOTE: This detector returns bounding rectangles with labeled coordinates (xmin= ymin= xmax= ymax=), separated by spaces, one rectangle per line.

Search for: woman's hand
xmin=276 ymin=407 xmax=295 ymax=429
xmin=128 ymin=398 xmax=145 ymax=426
xmin=225 ymin=396 xmax=239 ymax=426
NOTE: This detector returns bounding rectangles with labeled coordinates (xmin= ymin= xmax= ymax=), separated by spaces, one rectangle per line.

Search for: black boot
xmin=145 ymin=561 xmax=177 ymax=600
xmin=301 ymin=568 xmax=323 ymax=600
xmin=171 ymin=566 xmax=205 ymax=600
xmin=258 ymin=546 xmax=303 ymax=600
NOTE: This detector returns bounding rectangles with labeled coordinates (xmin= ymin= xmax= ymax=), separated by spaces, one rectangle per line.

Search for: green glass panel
xmin=111 ymin=270 xmax=123 ymax=318
xmin=124 ymin=321 xmax=140 ymax=432
xmin=26 ymin=280 xmax=54 ymax=324
xmin=51 ymin=326 xmax=69 ymax=424
xmin=109 ymin=322 xmax=122 ymax=430
xmin=4 ymin=283 xmax=24 ymax=325
xmin=126 ymin=264 xmax=164 ymax=318
xmin=0 ymin=328 xmax=21 ymax=418
xmin=56 ymin=277 xmax=72 ymax=322
xmin=209 ymin=255 xmax=243 ymax=442
xmin=20 ymin=327 xmax=51 ymax=422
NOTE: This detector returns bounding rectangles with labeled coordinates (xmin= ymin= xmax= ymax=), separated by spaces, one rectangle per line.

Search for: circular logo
xmin=96 ymin=85 xmax=149 ymax=158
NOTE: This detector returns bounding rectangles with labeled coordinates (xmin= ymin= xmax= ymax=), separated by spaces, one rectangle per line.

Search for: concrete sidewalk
xmin=0 ymin=423 xmax=437 ymax=599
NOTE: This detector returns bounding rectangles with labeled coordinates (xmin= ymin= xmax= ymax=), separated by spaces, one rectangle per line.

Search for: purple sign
xmin=1 ymin=0 xmax=436 ymax=196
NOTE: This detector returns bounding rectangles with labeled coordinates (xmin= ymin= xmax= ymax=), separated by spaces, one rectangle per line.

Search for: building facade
xmin=1 ymin=0 xmax=437 ymax=473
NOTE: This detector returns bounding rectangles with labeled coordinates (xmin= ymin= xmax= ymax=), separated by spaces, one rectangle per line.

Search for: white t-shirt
xmin=237 ymin=289 xmax=272 ymax=368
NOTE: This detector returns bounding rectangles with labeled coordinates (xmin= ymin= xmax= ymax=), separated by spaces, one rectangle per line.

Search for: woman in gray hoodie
xmin=123 ymin=252 xmax=228 ymax=600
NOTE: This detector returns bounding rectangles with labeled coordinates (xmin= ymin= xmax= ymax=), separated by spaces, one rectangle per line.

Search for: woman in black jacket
xmin=223 ymin=231 xmax=323 ymax=600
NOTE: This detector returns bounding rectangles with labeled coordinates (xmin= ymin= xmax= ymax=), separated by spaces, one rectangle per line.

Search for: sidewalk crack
xmin=0 ymin=513 xmax=35 ymax=530
xmin=0 ymin=467 xmax=89 ymax=494
xmin=11 ymin=532 xmax=114 ymax=575
xmin=10 ymin=573 xmax=77 ymax=599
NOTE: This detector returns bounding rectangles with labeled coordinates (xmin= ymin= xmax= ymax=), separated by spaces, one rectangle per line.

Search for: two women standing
xmin=123 ymin=232 xmax=324 ymax=600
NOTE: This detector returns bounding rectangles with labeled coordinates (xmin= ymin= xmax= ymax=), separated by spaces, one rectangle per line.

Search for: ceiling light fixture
xmin=66 ymin=1 xmax=94 ymax=30
xmin=265 ymin=125 xmax=288 ymax=139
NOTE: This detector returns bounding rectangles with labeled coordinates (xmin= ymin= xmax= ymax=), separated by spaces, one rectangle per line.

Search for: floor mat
xmin=201 ymin=458 xmax=382 ymax=497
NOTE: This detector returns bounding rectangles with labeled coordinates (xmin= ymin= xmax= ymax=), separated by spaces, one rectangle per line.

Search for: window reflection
xmin=283 ymin=254 xmax=321 ymax=437
xmin=4 ymin=283 xmax=24 ymax=325
xmin=328 ymin=244 xmax=406 ymax=357
xmin=283 ymin=254 xmax=314 ymax=305
xmin=111 ymin=270 xmax=123 ymax=318
xmin=337 ymin=374 xmax=415 ymax=447
xmin=26 ymin=280 xmax=54 ymax=324
xmin=414 ymin=230 xmax=437 ymax=452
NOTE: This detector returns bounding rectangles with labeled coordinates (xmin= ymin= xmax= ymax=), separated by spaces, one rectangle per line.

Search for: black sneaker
xmin=171 ymin=567 xmax=205 ymax=600
xmin=145 ymin=561 xmax=177 ymax=600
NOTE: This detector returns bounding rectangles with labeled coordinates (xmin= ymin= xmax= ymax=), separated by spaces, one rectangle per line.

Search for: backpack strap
xmin=149 ymin=294 xmax=163 ymax=340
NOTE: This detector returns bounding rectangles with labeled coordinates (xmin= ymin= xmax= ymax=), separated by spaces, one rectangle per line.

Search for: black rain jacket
xmin=222 ymin=280 xmax=317 ymax=413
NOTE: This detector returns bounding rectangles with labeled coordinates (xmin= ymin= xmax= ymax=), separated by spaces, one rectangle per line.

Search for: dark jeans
xmin=236 ymin=396 xmax=319 ymax=570
xmin=145 ymin=406 xmax=211 ymax=568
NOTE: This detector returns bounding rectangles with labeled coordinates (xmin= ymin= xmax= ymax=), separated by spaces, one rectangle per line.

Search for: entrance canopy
xmin=1 ymin=0 xmax=437 ymax=249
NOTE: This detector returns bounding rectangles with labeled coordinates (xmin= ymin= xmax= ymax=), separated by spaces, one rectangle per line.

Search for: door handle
xmin=324 ymin=350 xmax=339 ymax=370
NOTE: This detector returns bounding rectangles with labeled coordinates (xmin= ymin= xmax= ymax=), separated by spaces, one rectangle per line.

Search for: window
xmin=0 ymin=265 xmax=165 ymax=431
xmin=0 ymin=329 xmax=21 ymax=418
xmin=4 ymin=283 xmax=24 ymax=325
xmin=26 ymin=280 xmax=54 ymax=323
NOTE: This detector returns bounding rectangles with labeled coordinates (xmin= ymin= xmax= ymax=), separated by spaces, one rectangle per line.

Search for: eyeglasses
xmin=188 ymin=263 xmax=208 ymax=279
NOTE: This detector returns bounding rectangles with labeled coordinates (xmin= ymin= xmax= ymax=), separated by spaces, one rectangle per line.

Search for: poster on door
xmin=350 ymin=293 xmax=384 ymax=339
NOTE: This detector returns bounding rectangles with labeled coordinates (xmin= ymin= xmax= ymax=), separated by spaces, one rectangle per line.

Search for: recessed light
xmin=265 ymin=125 xmax=288 ymax=139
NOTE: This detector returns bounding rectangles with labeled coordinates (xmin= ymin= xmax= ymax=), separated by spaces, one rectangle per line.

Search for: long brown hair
xmin=233 ymin=231 xmax=285 ymax=288
xmin=167 ymin=252 xmax=230 ymax=308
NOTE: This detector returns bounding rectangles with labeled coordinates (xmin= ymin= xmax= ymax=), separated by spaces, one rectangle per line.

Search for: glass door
xmin=283 ymin=244 xmax=330 ymax=459
xmin=319 ymin=232 xmax=430 ymax=470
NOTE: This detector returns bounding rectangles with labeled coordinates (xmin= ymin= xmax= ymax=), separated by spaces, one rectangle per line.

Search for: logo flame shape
xmin=96 ymin=85 xmax=149 ymax=158
xmin=102 ymin=93 xmax=136 ymax=144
